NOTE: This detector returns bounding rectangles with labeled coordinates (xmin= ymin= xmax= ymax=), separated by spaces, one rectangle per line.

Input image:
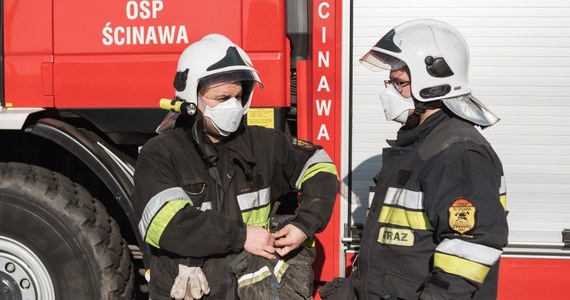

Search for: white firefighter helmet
xmin=157 ymin=33 xmax=263 ymax=133
xmin=360 ymin=19 xmax=499 ymax=126
xmin=174 ymin=33 xmax=262 ymax=108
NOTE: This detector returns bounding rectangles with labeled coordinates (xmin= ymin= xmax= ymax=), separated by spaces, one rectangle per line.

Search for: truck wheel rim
xmin=0 ymin=236 xmax=55 ymax=300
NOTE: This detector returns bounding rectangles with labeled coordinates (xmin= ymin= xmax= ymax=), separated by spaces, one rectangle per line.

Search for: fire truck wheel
xmin=0 ymin=162 xmax=134 ymax=299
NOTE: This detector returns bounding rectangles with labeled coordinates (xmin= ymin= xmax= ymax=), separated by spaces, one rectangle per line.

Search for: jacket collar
xmin=394 ymin=110 xmax=449 ymax=147
xmin=219 ymin=127 xmax=256 ymax=165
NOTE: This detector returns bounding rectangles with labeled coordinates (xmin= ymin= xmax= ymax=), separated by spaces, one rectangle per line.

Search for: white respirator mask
xmin=379 ymin=85 xmax=415 ymax=124
xmin=200 ymin=97 xmax=246 ymax=136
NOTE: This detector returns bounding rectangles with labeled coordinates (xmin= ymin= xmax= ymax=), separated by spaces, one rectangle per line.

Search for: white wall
xmin=349 ymin=0 xmax=570 ymax=251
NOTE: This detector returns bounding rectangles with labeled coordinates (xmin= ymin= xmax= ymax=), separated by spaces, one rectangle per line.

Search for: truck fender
xmin=0 ymin=108 xmax=44 ymax=129
xmin=30 ymin=117 xmax=150 ymax=266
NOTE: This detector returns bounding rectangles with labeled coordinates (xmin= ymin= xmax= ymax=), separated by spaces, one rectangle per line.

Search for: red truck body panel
xmin=3 ymin=0 xmax=288 ymax=109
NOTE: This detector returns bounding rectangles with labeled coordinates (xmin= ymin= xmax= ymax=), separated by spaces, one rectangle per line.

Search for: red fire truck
xmin=0 ymin=0 xmax=341 ymax=298
xmin=1 ymin=0 xmax=569 ymax=299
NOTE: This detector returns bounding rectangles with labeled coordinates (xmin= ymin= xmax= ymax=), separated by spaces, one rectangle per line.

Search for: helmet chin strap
xmin=402 ymin=99 xmax=442 ymax=130
xmin=402 ymin=106 xmax=424 ymax=130
xmin=189 ymin=112 xmax=225 ymax=212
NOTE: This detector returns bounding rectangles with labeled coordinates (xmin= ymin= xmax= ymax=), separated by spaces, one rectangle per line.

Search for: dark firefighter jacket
xmin=354 ymin=111 xmax=508 ymax=300
xmin=133 ymin=118 xmax=338 ymax=299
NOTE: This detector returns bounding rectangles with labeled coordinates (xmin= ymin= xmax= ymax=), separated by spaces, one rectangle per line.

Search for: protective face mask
xmin=379 ymin=85 xmax=415 ymax=124
xmin=200 ymin=97 xmax=246 ymax=136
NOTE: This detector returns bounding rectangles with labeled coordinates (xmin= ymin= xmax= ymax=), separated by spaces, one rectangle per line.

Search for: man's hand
xmin=244 ymin=226 xmax=276 ymax=260
xmin=273 ymin=224 xmax=307 ymax=257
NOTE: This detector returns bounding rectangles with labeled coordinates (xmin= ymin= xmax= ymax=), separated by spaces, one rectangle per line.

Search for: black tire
xmin=0 ymin=162 xmax=134 ymax=299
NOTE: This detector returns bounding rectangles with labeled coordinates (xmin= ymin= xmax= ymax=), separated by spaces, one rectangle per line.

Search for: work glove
xmin=279 ymin=247 xmax=315 ymax=299
xmin=170 ymin=264 xmax=210 ymax=300
xmin=231 ymin=251 xmax=280 ymax=300
xmin=319 ymin=277 xmax=356 ymax=300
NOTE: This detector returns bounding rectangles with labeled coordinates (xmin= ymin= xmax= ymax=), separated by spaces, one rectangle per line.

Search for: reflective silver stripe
xmin=237 ymin=187 xmax=271 ymax=211
xmin=138 ymin=187 xmax=192 ymax=238
xmin=295 ymin=149 xmax=333 ymax=188
xmin=436 ymin=238 xmax=502 ymax=266
xmin=383 ymin=187 xmax=424 ymax=210
xmin=237 ymin=266 xmax=272 ymax=287
xmin=499 ymin=176 xmax=507 ymax=195
xmin=273 ymin=259 xmax=289 ymax=283
xmin=200 ymin=201 xmax=212 ymax=211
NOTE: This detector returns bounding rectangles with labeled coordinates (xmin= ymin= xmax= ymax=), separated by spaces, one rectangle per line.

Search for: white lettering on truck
xmin=315 ymin=1 xmax=332 ymax=142
xmin=126 ymin=0 xmax=163 ymax=20
xmin=102 ymin=0 xmax=189 ymax=46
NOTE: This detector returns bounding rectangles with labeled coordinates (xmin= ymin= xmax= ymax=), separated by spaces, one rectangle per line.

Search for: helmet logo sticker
xmin=207 ymin=46 xmax=247 ymax=71
xmin=374 ymin=29 xmax=401 ymax=53
xmin=448 ymin=198 xmax=476 ymax=234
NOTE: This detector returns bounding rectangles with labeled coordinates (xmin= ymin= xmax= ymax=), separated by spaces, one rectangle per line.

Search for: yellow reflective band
xmin=273 ymin=260 xmax=289 ymax=283
xmin=500 ymin=194 xmax=507 ymax=211
xmin=297 ymin=162 xmax=338 ymax=190
xmin=241 ymin=203 xmax=271 ymax=228
xmin=302 ymin=239 xmax=316 ymax=248
xmin=434 ymin=253 xmax=490 ymax=283
xmin=378 ymin=206 xmax=433 ymax=230
xmin=238 ymin=266 xmax=272 ymax=288
xmin=145 ymin=200 xmax=189 ymax=248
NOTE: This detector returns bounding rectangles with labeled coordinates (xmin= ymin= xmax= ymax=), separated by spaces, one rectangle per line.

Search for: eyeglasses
xmin=384 ymin=79 xmax=411 ymax=93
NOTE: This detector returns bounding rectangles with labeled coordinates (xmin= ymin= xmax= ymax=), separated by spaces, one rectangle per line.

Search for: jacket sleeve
xmin=276 ymin=134 xmax=339 ymax=240
xmin=421 ymin=143 xmax=508 ymax=299
xmin=133 ymin=137 xmax=246 ymax=258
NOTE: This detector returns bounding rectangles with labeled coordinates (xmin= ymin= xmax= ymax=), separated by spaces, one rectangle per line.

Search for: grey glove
xmin=170 ymin=264 xmax=210 ymax=300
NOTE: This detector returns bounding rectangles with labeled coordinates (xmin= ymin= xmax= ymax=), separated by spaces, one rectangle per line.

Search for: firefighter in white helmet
xmin=133 ymin=33 xmax=338 ymax=299
xmin=322 ymin=19 xmax=508 ymax=300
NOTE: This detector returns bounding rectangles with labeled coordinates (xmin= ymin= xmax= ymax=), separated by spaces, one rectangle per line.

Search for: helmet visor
xmin=199 ymin=70 xmax=263 ymax=89
xmin=360 ymin=49 xmax=407 ymax=72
